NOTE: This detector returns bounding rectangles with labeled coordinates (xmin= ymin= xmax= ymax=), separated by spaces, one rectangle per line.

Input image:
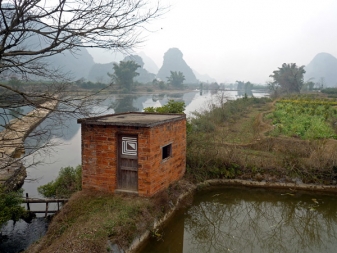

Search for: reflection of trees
xmin=210 ymin=89 xmax=218 ymax=95
xmin=237 ymin=89 xmax=253 ymax=97
xmin=24 ymin=107 xmax=81 ymax=164
xmin=151 ymin=94 xmax=166 ymax=102
xmin=184 ymin=189 xmax=337 ymax=253
xmin=168 ymin=93 xmax=184 ymax=99
xmin=109 ymin=95 xmax=139 ymax=113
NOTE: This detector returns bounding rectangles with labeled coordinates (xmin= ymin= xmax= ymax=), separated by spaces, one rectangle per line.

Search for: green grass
xmin=186 ymin=95 xmax=337 ymax=184
xmin=37 ymin=165 xmax=82 ymax=198
xmin=265 ymin=100 xmax=337 ymax=139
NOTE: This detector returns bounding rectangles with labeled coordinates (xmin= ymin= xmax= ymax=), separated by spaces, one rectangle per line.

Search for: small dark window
xmin=162 ymin=144 xmax=172 ymax=160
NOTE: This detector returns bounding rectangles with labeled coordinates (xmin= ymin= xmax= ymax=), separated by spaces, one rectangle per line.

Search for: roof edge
xmin=77 ymin=112 xmax=186 ymax=127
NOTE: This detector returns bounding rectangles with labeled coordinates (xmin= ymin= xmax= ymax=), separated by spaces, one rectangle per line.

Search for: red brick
xmin=80 ymin=115 xmax=186 ymax=197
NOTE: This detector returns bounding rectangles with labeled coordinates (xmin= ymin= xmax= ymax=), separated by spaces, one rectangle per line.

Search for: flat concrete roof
xmin=77 ymin=112 xmax=185 ymax=127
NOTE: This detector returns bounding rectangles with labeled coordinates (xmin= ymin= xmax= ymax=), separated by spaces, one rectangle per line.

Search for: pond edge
xmin=125 ymin=178 xmax=337 ymax=253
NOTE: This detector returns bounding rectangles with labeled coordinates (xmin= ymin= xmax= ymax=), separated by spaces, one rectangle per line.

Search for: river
xmin=0 ymin=90 xmax=268 ymax=252
xmin=141 ymin=186 xmax=337 ymax=253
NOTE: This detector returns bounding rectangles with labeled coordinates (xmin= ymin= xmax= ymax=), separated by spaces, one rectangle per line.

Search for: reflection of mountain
xmin=110 ymin=96 xmax=139 ymax=114
xmin=24 ymin=92 xmax=208 ymax=145
xmin=157 ymin=48 xmax=198 ymax=84
xmin=182 ymin=92 xmax=198 ymax=108
xmin=34 ymin=113 xmax=80 ymax=142
xmin=102 ymin=92 xmax=198 ymax=114
xmin=305 ymin=52 xmax=337 ymax=87
xmin=24 ymin=113 xmax=80 ymax=156
xmin=133 ymin=96 xmax=151 ymax=111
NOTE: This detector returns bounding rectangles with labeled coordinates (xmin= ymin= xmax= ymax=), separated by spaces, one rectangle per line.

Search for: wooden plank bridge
xmin=23 ymin=193 xmax=68 ymax=217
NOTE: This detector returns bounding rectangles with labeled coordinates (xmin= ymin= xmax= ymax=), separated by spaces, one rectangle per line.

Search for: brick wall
xmin=81 ymin=118 xmax=186 ymax=197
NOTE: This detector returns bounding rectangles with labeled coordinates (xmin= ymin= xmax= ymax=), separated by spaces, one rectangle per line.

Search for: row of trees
xmin=108 ymin=60 xmax=186 ymax=92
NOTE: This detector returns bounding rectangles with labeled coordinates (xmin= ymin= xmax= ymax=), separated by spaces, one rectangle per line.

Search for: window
xmin=162 ymin=144 xmax=172 ymax=160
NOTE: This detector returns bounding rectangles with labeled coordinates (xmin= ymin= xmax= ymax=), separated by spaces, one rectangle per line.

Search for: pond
xmin=141 ymin=186 xmax=337 ymax=253
xmin=0 ymin=90 xmax=268 ymax=252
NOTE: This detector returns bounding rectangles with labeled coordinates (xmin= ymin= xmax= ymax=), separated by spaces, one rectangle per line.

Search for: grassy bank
xmin=186 ymin=94 xmax=337 ymax=184
xmin=26 ymin=181 xmax=193 ymax=253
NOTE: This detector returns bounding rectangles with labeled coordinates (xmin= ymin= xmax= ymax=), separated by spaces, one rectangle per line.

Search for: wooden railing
xmin=23 ymin=193 xmax=68 ymax=217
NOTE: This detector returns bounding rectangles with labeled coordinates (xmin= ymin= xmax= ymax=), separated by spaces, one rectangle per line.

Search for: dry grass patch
xmin=26 ymin=191 xmax=156 ymax=253
xmin=187 ymin=97 xmax=337 ymax=184
xmin=26 ymin=181 xmax=194 ymax=253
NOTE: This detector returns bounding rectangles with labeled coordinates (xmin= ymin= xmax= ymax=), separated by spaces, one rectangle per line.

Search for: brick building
xmin=77 ymin=112 xmax=186 ymax=197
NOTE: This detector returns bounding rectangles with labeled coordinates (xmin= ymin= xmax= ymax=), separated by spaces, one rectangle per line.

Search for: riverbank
xmin=0 ymin=99 xmax=58 ymax=190
xmin=74 ymin=86 xmax=199 ymax=96
xmin=186 ymin=96 xmax=337 ymax=185
xmin=24 ymin=177 xmax=337 ymax=253
xmin=25 ymin=94 xmax=337 ymax=252
xmin=25 ymin=180 xmax=195 ymax=253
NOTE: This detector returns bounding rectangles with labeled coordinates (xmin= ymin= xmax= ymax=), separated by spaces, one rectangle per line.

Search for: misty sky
xmin=89 ymin=0 xmax=337 ymax=84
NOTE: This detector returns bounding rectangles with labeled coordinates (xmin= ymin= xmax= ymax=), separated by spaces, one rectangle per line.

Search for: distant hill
xmin=87 ymin=63 xmax=114 ymax=83
xmin=47 ymin=49 xmax=95 ymax=81
xmin=156 ymin=48 xmax=198 ymax=84
xmin=137 ymin=52 xmax=159 ymax=74
xmin=193 ymin=70 xmax=216 ymax=83
xmin=1 ymin=4 xmax=95 ymax=81
xmin=8 ymin=23 xmax=95 ymax=81
xmin=304 ymin=52 xmax=337 ymax=87
xmin=123 ymin=55 xmax=155 ymax=83
xmin=88 ymin=55 xmax=155 ymax=84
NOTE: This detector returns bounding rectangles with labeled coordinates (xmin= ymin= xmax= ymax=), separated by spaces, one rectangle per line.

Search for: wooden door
xmin=117 ymin=135 xmax=138 ymax=191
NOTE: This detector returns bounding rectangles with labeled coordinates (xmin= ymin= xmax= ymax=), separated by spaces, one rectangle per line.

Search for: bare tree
xmin=0 ymin=0 xmax=163 ymax=173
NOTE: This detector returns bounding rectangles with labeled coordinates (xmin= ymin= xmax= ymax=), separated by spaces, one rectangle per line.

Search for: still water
xmin=141 ymin=186 xmax=337 ymax=253
xmin=23 ymin=90 xmax=266 ymax=200
xmin=0 ymin=90 xmax=268 ymax=252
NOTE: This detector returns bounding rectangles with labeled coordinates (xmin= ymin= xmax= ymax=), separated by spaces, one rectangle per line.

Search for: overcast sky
xmin=90 ymin=0 xmax=337 ymax=84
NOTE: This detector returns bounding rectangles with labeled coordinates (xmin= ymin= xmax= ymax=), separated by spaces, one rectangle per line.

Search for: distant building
xmin=77 ymin=112 xmax=186 ymax=197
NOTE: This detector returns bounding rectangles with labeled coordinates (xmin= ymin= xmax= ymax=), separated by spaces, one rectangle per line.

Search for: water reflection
xmin=1 ymin=91 xmax=270 ymax=252
xmin=143 ymin=187 xmax=337 ymax=253
xmin=109 ymin=95 xmax=139 ymax=113
xmin=0 ymin=218 xmax=48 ymax=253
xmin=0 ymin=106 xmax=32 ymax=131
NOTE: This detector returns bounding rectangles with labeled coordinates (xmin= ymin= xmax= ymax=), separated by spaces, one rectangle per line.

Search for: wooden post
xmin=45 ymin=202 xmax=49 ymax=218
xmin=26 ymin=193 xmax=30 ymax=211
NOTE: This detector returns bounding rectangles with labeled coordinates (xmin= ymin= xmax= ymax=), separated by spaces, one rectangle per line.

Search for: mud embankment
xmin=0 ymin=99 xmax=58 ymax=191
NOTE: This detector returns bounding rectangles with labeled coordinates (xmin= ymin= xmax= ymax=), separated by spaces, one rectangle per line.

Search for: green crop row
xmin=278 ymin=99 xmax=337 ymax=106
xmin=265 ymin=101 xmax=337 ymax=140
